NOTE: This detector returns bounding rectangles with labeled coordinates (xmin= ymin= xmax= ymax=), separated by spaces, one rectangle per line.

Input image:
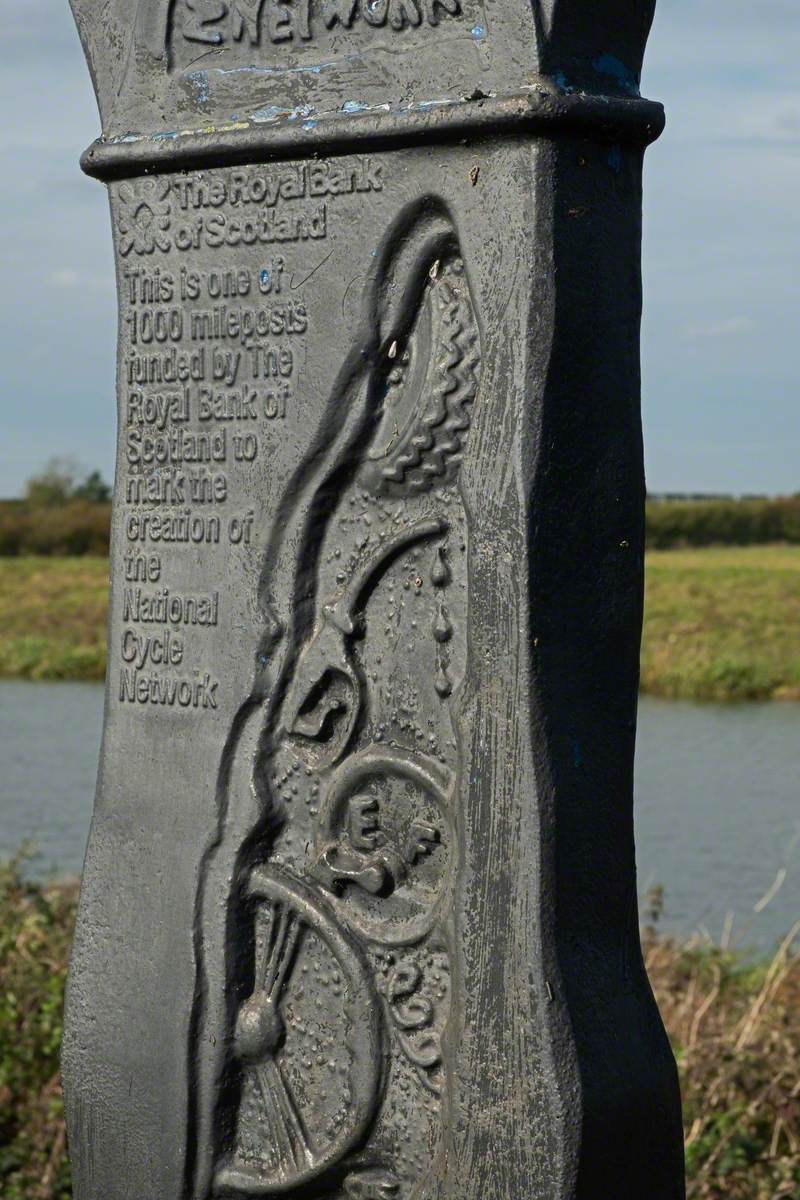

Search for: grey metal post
xmin=64 ymin=2 xmax=684 ymax=1197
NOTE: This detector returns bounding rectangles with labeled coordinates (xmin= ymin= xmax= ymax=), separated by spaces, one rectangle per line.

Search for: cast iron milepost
xmin=64 ymin=2 xmax=684 ymax=1197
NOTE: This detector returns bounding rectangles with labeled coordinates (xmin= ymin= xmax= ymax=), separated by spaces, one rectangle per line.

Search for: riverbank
xmin=1 ymin=548 xmax=799 ymax=699
xmin=0 ymin=860 xmax=796 ymax=1199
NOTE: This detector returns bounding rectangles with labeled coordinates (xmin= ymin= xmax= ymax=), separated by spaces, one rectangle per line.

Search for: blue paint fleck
xmin=251 ymin=104 xmax=291 ymax=122
xmin=302 ymin=119 xmax=317 ymax=131
xmin=471 ymin=24 xmax=485 ymax=39
xmin=186 ymin=70 xmax=210 ymax=105
xmin=554 ymin=71 xmax=575 ymax=94
xmin=260 ymin=270 xmax=270 ymax=286
xmin=608 ymin=145 xmax=622 ymax=174
xmin=342 ymin=100 xmax=368 ymax=113
xmin=250 ymin=100 xmax=316 ymax=125
xmin=214 ymin=58 xmax=334 ymax=79
xmin=592 ymin=54 xmax=638 ymax=96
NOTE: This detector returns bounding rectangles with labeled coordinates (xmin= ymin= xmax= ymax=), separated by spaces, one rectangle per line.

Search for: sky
xmin=0 ymin=0 xmax=798 ymax=497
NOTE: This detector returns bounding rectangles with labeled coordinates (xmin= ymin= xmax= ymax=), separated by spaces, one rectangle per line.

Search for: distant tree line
xmin=1 ymin=465 xmax=799 ymax=555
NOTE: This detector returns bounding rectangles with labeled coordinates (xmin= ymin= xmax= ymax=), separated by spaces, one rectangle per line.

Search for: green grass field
xmin=642 ymin=546 xmax=800 ymax=701
xmin=1 ymin=549 xmax=799 ymax=700
xmin=0 ymin=558 xmax=107 ymax=682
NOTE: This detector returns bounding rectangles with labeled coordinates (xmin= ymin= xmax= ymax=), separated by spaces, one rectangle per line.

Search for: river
xmin=0 ymin=681 xmax=797 ymax=951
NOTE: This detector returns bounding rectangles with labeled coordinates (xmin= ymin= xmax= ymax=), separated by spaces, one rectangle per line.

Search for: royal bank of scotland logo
xmin=116 ymin=179 xmax=172 ymax=256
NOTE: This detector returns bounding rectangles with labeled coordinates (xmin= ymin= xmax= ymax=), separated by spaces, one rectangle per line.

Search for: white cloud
xmin=685 ymin=317 xmax=755 ymax=340
xmin=50 ymin=268 xmax=80 ymax=288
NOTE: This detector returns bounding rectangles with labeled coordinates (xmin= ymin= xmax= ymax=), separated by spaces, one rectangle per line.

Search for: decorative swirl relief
xmin=193 ymin=199 xmax=481 ymax=1199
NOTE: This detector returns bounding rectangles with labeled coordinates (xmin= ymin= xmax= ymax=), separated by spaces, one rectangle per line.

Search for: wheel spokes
xmin=249 ymin=900 xmax=313 ymax=1174
xmin=258 ymin=902 xmax=303 ymax=1002
xmin=254 ymin=1058 xmax=314 ymax=1173
xmin=268 ymin=1057 xmax=314 ymax=1166
xmin=254 ymin=1061 xmax=294 ymax=1173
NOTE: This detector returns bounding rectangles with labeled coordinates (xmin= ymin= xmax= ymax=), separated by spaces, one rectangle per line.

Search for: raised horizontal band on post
xmin=81 ymin=88 xmax=665 ymax=180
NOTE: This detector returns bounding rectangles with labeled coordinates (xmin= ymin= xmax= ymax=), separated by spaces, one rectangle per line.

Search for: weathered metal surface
xmin=64 ymin=2 xmax=684 ymax=1197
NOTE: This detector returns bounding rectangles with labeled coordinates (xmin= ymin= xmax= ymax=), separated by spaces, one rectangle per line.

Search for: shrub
xmin=646 ymin=925 xmax=800 ymax=1199
xmin=0 ymin=503 xmax=110 ymax=557
xmin=646 ymin=496 xmax=800 ymax=549
xmin=0 ymin=857 xmax=76 ymax=1200
xmin=0 ymin=857 xmax=798 ymax=1199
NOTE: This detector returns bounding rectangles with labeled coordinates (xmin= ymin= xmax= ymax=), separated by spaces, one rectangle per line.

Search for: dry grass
xmin=0 ymin=858 xmax=797 ymax=1198
xmin=646 ymin=922 xmax=800 ymax=1199
xmin=0 ymin=861 xmax=76 ymax=1199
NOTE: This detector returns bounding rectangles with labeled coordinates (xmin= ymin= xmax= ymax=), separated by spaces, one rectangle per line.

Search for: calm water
xmin=0 ymin=681 xmax=104 ymax=880
xmin=0 ymin=682 xmax=797 ymax=949
xmin=635 ymin=697 xmax=799 ymax=950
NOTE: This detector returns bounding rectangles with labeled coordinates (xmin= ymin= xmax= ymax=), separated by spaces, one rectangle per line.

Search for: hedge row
xmin=646 ymin=496 xmax=800 ymax=549
xmin=0 ymin=502 xmax=111 ymax=557
xmin=1 ymin=497 xmax=799 ymax=555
